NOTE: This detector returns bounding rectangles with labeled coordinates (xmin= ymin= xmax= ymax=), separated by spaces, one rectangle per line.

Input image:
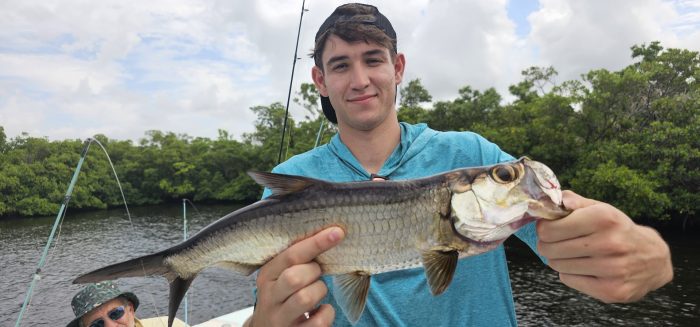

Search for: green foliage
xmin=570 ymin=161 xmax=671 ymax=219
xmin=509 ymin=66 xmax=557 ymax=101
xmin=427 ymin=86 xmax=501 ymax=132
xmin=400 ymin=78 xmax=432 ymax=108
xmin=0 ymin=42 xmax=697 ymax=227
xmin=398 ymin=79 xmax=431 ymax=124
xmin=294 ymin=82 xmax=322 ymax=120
xmin=16 ymin=196 xmax=60 ymax=216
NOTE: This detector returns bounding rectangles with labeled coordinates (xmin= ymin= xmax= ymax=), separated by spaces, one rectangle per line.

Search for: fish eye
xmin=491 ymin=165 xmax=518 ymax=184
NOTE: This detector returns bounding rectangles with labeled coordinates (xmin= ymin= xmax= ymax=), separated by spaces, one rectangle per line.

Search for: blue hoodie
xmin=263 ymin=122 xmax=541 ymax=326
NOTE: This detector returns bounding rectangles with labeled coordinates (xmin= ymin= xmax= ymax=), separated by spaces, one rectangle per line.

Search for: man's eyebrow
xmin=363 ymin=49 xmax=387 ymax=58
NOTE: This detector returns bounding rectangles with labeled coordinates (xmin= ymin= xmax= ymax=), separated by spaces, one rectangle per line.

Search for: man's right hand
xmin=245 ymin=226 xmax=345 ymax=327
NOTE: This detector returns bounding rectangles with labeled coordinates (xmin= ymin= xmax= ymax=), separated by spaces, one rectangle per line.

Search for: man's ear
xmin=394 ymin=53 xmax=406 ymax=85
xmin=311 ymin=66 xmax=328 ymax=96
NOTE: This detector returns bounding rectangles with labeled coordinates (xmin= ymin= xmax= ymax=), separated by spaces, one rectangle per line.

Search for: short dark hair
xmin=311 ymin=3 xmax=397 ymax=70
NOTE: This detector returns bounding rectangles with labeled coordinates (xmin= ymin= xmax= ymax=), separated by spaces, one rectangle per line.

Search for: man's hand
xmin=536 ymin=190 xmax=673 ymax=303
xmin=245 ymin=226 xmax=345 ymax=327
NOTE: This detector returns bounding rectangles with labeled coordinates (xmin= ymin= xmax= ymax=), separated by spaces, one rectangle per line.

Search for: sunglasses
xmin=87 ymin=305 xmax=126 ymax=327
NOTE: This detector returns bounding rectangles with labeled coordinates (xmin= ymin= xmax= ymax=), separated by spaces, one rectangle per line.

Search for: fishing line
xmin=89 ymin=139 xmax=133 ymax=227
xmin=44 ymin=205 xmax=68 ymax=267
xmin=183 ymin=198 xmax=204 ymax=221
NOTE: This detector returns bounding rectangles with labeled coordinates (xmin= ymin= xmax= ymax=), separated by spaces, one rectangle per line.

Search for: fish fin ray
xmin=215 ymin=261 xmax=260 ymax=276
xmin=247 ymin=171 xmax=324 ymax=196
xmin=333 ymin=271 xmax=371 ymax=323
xmin=168 ymin=275 xmax=195 ymax=327
xmin=421 ymin=248 xmax=459 ymax=295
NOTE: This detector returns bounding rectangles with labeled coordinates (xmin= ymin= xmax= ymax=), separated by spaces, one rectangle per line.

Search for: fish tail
xmin=73 ymin=251 xmax=172 ymax=284
xmin=168 ymin=275 xmax=195 ymax=327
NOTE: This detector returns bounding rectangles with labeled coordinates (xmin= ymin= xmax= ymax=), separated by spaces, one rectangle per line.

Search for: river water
xmin=1 ymin=204 xmax=698 ymax=326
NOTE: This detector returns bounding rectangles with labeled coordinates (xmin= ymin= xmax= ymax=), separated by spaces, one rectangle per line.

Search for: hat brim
xmin=321 ymin=96 xmax=337 ymax=124
xmin=66 ymin=292 xmax=139 ymax=327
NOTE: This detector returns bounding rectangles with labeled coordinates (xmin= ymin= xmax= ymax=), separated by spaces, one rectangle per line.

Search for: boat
xmin=193 ymin=306 xmax=253 ymax=327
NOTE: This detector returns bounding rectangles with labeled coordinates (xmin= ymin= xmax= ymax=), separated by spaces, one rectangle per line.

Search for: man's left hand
xmin=536 ymin=190 xmax=673 ymax=303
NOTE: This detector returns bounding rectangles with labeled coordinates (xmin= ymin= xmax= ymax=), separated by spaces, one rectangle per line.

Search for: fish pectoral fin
xmin=216 ymin=261 xmax=260 ymax=276
xmin=421 ymin=248 xmax=459 ymax=295
xmin=247 ymin=171 xmax=324 ymax=196
xmin=333 ymin=271 xmax=371 ymax=323
xmin=169 ymin=275 xmax=195 ymax=327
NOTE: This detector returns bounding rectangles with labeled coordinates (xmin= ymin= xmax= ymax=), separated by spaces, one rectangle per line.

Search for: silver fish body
xmin=74 ymin=157 xmax=569 ymax=326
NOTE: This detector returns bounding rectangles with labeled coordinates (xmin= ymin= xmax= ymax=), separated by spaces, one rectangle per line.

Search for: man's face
xmin=80 ymin=298 xmax=135 ymax=327
xmin=312 ymin=35 xmax=405 ymax=132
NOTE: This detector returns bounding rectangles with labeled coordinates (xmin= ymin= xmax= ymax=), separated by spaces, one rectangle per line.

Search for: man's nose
xmin=349 ymin=65 xmax=370 ymax=90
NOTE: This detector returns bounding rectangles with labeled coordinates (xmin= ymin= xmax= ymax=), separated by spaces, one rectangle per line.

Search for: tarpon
xmin=74 ymin=157 xmax=570 ymax=326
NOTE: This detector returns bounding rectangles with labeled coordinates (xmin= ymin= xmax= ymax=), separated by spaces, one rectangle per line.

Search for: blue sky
xmin=507 ymin=0 xmax=540 ymax=37
xmin=1 ymin=0 xmax=698 ymax=142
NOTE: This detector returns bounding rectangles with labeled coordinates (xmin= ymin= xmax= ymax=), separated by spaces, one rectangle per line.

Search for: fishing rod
xmin=277 ymin=0 xmax=308 ymax=165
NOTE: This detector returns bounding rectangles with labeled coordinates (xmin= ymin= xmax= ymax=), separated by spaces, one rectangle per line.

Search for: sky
xmin=1 ymin=0 xmax=699 ymax=142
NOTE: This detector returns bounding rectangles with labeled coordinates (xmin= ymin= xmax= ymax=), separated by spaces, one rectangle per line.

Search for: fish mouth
xmin=452 ymin=214 xmax=536 ymax=246
xmin=527 ymin=195 xmax=570 ymax=220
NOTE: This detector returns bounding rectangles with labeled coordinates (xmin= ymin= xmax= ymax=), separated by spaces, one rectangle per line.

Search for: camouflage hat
xmin=67 ymin=281 xmax=139 ymax=327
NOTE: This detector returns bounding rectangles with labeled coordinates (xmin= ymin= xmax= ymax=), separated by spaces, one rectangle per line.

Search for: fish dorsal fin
xmin=421 ymin=248 xmax=459 ymax=295
xmin=247 ymin=171 xmax=323 ymax=196
xmin=333 ymin=271 xmax=371 ymax=323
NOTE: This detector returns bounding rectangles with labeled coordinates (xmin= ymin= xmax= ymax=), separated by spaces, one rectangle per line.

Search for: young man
xmin=67 ymin=281 xmax=188 ymax=327
xmin=245 ymin=3 xmax=672 ymax=326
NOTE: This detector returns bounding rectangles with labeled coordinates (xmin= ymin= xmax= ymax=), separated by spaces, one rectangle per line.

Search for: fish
xmin=73 ymin=157 xmax=570 ymax=326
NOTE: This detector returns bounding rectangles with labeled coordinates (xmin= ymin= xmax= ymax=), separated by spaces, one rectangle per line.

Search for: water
xmin=506 ymin=235 xmax=699 ymax=326
xmin=1 ymin=204 xmax=256 ymax=327
xmin=1 ymin=205 xmax=698 ymax=326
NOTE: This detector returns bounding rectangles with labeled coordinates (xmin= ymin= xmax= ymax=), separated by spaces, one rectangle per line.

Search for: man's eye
xmin=332 ymin=63 xmax=348 ymax=71
xmin=367 ymin=58 xmax=382 ymax=65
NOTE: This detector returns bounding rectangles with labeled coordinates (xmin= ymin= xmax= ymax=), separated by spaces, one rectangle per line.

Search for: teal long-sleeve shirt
xmin=261 ymin=122 xmax=542 ymax=326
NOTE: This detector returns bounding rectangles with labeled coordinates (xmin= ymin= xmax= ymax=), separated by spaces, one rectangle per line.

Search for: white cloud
xmin=0 ymin=53 xmax=122 ymax=93
xmin=0 ymin=93 xmax=47 ymax=138
xmin=0 ymin=0 xmax=698 ymax=142
xmin=403 ymin=0 xmax=525 ymax=102
xmin=527 ymin=0 xmax=681 ymax=81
